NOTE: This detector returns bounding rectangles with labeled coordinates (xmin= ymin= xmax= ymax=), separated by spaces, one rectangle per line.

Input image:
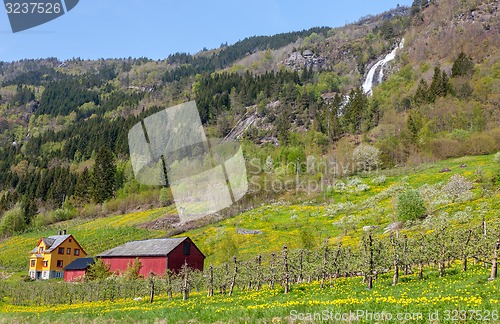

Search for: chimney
xmin=58 ymin=230 xmax=62 ymax=235
xmin=63 ymin=229 xmax=67 ymax=235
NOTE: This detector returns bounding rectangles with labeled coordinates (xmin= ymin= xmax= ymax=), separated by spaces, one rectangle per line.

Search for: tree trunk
xmin=228 ymin=257 xmax=237 ymax=296
xmin=418 ymin=262 xmax=423 ymax=280
xmin=367 ymin=275 xmax=373 ymax=290
xmin=439 ymin=260 xmax=445 ymax=277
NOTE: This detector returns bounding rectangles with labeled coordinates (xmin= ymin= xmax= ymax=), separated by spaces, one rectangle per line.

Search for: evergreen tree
xmin=74 ymin=167 xmax=92 ymax=202
xmin=21 ymin=197 xmax=37 ymax=225
xmin=344 ymin=88 xmax=368 ymax=133
xmin=429 ymin=67 xmax=449 ymax=101
xmin=407 ymin=109 xmax=424 ymax=144
xmin=91 ymin=147 xmax=116 ymax=204
xmin=414 ymin=79 xmax=429 ymax=105
xmin=452 ymin=52 xmax=474 ymax=78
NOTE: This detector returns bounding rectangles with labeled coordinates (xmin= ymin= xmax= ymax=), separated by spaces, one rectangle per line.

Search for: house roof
xmin=63 ymin=258 xmax=95 ymax=271
xmin=30 ymin=234 xmax=72 ymax=253
xmin=97 ymin=237 xmax=192 ymax=257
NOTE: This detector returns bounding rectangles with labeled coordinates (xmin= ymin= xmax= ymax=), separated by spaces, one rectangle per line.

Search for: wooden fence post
xmin=489 ymin=237 xmax=500 ymax=281
xmin=270 ymin=253 xmax=275 ymax=289
xmin=256 ymin=255 xmax=262 ymax=291
xmin=149 ymin=273 xmax=155 ymax=303
xmin=283 ymin=245 xmax=289 ymax=294
xmin=228 ymin=257 xmax=237 ymax=297
xmin=208 ymin=265 xmax=214 ymax=297
xmin=320 ymin=240 xmax=328 ymax=289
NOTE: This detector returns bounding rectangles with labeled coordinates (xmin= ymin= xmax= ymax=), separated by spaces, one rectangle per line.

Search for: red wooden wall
xmin=167 ymin=238 xmax=205 ymax=272
xmin=64 ymin=269 xmax=86 ymax=282
xmin=101 ymin=256 xmax=167 ymax=277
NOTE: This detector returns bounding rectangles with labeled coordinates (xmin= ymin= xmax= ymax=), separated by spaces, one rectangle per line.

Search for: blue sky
xmin=0 ymin=0 xmax=412 ymax=62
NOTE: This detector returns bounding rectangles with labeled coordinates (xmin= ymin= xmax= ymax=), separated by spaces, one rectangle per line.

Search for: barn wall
xmin=167 ymin=239 xmax=204 ymax=272
xmin=64 ymin=269 xmax=86 ymax=282
xmin=101 ymin=256 xmax=167 ymax=277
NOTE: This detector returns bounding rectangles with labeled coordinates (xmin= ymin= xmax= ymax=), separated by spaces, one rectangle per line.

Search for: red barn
xmin=63 ymin=257 xmax=95 ymax=282
xmin=97 ymin=237 xmax=205 ymax=277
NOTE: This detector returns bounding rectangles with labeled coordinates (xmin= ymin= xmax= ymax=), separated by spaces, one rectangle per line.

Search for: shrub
xmin=463 ymin=134 xmax=496 ymax=156
xmin=428 ymin=138 xmax=461 ymax=159
xmin=371 ymin=175 xmax=386 ymax=185
xmin=86 ymin=259 xmax=111 ymax=281
xmin=397 ymin=189 xmax=426 ymax=221
xmin=442 ymin=174 xmax=473 ymax=202
xmin=494 ymin=152 xmax=500 ymax=164
xmin=0 ymin=205 xmax=26 ymax=236
xmin=124 ymin=258 xmax=143 ymax=280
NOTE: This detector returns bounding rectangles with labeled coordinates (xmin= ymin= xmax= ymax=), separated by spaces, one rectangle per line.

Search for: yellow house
xmin=29 ymin=231 xmax=87 ymax=280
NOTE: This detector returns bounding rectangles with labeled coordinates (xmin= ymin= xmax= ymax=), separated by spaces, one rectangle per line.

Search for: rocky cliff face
xmin=283 ymin=49 xmax=327 ymax=71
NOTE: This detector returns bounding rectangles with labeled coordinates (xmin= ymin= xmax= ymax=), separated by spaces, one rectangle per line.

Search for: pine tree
xmin=74 ymin=167 xmax=92 ymax=202
xmin=452 ymin=52 xmax=474 ymax=78
xmin=429 ymin=67 xmax=442 ymax=101
xmin=91 ymin=147 xmax=116 ymax=204
xmin=407 ymin=109 xmax=424 ymax=144
xmin=344 ymin=88 xmax=368 ymax=133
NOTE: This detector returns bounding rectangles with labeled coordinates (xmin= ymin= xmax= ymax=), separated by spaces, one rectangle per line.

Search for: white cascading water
xmin=362 ymin=38 xmax=404 ymax=95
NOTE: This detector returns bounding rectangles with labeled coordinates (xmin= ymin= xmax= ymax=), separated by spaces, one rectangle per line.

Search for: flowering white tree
xmin=353 ymin=144 xmax=380 ymax=172
xmin=494 ymin=152 xmax=500 ymax=163
xmin=442 ymin=174 xmax=474 ymax=202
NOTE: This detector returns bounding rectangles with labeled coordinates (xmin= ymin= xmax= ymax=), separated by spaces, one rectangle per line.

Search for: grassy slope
xmin=182 ymin=154 xmax=499 ymax=265
xmin=0 ymin=265 xmax=499 ymax=323
xmin=0 ymin=207 xmax=175 ymax=271
xmin=0 ymin=154 xmax=498 ymax=272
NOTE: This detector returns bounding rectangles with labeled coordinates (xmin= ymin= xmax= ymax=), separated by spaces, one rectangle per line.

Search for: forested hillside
xmin=0 ymin=0 xmax=498 ymax=244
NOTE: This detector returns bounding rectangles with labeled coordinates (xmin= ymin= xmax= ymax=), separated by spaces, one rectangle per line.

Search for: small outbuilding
xmin=63 ymin=257 xmax=95 ymax=282
xmin=97 ymin=237 xmax=205 ymax=277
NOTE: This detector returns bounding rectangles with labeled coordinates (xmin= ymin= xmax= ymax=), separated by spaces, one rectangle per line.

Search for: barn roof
xmin=30 ymin=235 xmax=72 ymax=253
xmin=64 ymin=258 xmax=95 ymax=271
xmin=97 ymin=237 xmax=190 ymax=257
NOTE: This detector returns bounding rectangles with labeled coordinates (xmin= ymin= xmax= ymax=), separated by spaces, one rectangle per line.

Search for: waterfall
xmin=362 ymin=38 xmax=404 ymax=95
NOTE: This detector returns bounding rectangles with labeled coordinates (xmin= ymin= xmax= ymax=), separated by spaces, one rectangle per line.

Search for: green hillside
xmin=1 ymin=154 xmax=497 ymax=272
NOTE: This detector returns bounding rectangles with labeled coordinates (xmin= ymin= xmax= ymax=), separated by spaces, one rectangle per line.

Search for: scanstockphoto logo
xmin=4 ymin=0 xmax=79 ymax=33
xmin=128 ymin=101 xmax=248 ymax=223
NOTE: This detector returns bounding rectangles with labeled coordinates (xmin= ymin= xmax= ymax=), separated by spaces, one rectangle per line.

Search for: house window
xmin=69 ymin=239 xmax=72 ymax=242
xmin=43 ymin=260 xmax=48 ymax=267
xmin=67 ymin=248 xmax=71 ymax=255
xmin=57 ymin=260 xmax=63 ymax=268
xmin=39 ymin=247 xmax=44 ymax=253
xmin=58 ymin=247 xmax=64 ymax=254
xmin=30 ymin=260 xmax=36 ymax=267
xmin=183 ymin=241 xmax=191 ymax=255
xmin=74 ymin=249 xmax=80 ymax=256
